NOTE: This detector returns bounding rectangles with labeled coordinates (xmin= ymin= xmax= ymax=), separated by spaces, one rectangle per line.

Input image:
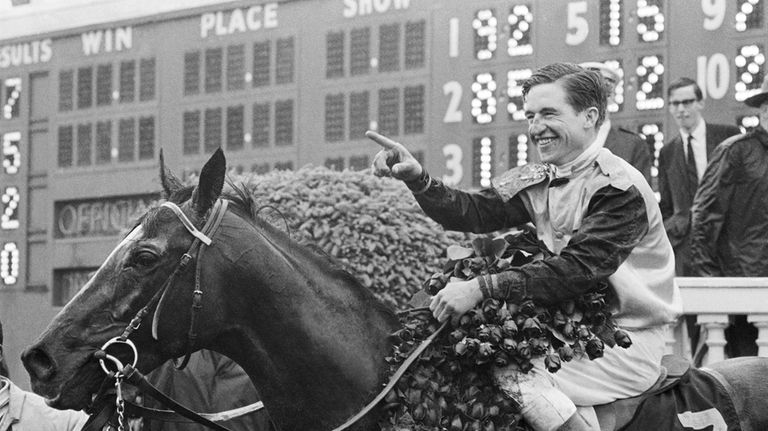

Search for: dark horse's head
xmin=22 ymin=150 xmax=228 ymax=409
xmin=23 ymin=150 xmax=399 ymax=429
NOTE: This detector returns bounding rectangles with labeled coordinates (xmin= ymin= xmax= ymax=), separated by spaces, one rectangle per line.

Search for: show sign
xmin=54 ymin=194 xmax=159 ymax=239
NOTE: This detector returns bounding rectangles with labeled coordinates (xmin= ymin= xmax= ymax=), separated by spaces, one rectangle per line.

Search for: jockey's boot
xmin=557 ymin=407 xmax=600 ymax=431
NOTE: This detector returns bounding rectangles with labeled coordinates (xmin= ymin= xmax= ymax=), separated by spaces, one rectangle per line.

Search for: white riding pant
xmin=494 ymin=326 xmax=666 ymax=431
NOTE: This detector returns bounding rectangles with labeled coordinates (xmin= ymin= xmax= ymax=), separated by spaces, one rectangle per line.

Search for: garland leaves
xmin=383 ymin=230 xmax=631 ymax=431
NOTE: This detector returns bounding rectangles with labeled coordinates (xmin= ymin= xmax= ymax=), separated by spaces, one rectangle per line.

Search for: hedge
xmin=233 ymin=166 xmax=471 ymax=309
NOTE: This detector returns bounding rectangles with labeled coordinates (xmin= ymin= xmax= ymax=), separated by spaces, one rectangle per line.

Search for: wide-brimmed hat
xmin=744 ymin=75 xmax=768 ymax=107
xmin=579 ymin=61 xmax=621 ymax=86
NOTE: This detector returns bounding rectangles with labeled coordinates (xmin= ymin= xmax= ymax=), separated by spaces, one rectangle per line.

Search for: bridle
xmin=84 ymin=198 xmax=265 ymax=431
xmin=84 ymin=197 xmax=448 ymax=431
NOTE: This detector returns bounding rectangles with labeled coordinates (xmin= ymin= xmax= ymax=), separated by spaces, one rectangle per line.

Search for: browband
xmin=161 ymin=202 xmax=213 ymax=245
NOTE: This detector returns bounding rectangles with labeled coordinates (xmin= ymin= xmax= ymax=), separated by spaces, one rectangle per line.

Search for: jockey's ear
xmin=159 ymin=149 xmax=184 ymax=199
xmin=192 ymin=147 xmax=226 ymax=216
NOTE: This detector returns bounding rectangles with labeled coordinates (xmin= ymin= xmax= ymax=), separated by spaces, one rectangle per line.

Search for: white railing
xmin=667 ymin=277 xmax=768 ymax=365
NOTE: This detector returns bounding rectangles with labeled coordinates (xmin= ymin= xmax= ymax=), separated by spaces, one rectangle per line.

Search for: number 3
xmin=677 ymin=408 xmax=727 ymax=431
xmin=566 ymin=1 xmax=589 ymax=46
xmin=442 ymin=144 xmax=463 ymax=186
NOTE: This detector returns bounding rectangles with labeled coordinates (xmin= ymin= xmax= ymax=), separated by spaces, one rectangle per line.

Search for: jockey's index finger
xmin=365 ymin=130 xmax=400 ymax=151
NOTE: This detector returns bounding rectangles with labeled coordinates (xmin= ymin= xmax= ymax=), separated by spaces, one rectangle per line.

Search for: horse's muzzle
xmin=22 ymin=346 xmax=57 ymax=383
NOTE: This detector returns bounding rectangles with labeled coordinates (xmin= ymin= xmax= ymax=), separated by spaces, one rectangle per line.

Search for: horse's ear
xmin=159 ymin=149 xmax=184 ymax=199
xmin=192 ymin=148 xmax=226 ymax=216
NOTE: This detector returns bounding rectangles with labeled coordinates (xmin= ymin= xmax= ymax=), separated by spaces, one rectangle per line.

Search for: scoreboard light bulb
xmin=513 ymin=5 xmax=528 ymax=14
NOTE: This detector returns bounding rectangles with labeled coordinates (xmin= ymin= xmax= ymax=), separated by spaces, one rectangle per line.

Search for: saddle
xmin=594 ymin=354 xmax=691 ymax=430
xmin=595 ymin=355 xmax=741 ymax=431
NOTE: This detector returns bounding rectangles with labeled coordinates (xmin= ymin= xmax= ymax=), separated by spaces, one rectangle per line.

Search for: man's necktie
xmin=686 ymin=135 xmax=698 ymax=189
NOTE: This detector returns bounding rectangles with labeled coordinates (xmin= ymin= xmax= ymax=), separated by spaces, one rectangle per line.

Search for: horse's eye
xmin=132 ymin=250 xmax=159 ymax=268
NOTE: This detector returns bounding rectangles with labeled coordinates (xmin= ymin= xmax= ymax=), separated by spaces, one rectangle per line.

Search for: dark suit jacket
xmin=658 ymin=122 xmax=741 ymax=275
xmin=604 ymin=127 xmax=652 ymax=184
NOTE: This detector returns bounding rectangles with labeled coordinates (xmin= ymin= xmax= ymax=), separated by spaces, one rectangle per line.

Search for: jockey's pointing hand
xmin=430 ymin=278 xmax=484 ymax=327
xmin=366 ymin=131 xmax=423 ymax=182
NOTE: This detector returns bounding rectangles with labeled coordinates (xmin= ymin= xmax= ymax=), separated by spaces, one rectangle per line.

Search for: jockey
xmin=367 ymin=62 xmax=681 ymax=431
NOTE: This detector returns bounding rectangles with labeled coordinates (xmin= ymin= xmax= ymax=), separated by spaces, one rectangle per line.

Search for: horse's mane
xmin=216 ymin=182 xmax=398 ymax=320
xmin=142 ymin=181 xmax=397 ymax=319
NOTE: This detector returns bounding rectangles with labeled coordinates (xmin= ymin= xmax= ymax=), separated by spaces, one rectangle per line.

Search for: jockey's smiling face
xmin=524 ymin=81 xmax=599 ymax=166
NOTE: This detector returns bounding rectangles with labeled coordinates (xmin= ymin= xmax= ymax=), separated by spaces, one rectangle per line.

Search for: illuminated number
xmin=507 ymin=69 xmax=532 ymax=121
xmin=599 ymin=0 xmax=623 ymax=46
xmin=471 ymin=72 xmax=497 ymax=124
xmin=701 ymin=0 xmax=726 ymax=30
xmin=640 ymin=122 xmax=664 ymax=179
xmin=1 ymin=186 xmax=20 ymax=230
xmin=473 ymin=136 xmax=494 ymax=188
xmin=696 ymin=54 xmax=729 ymax=100
xmin=2 ymin=132 xmax=21 ymax=175
xmin=513 ymin=134 xmax=530 ymax=167
xmin=734 ymin=44 xmax=765 ymax=102
xmin=1 ymin=242 xmax=19 ymax=285
xmin=566 ymin=1 xmax=589 ymax=46
xmin=449 ymin=18 xmax=460 ymax=58
xmin=637 ymin=0 xmax=665 ymax=42
xmin=507 ymin=5 xmax=533 ymax=56
xmin=442 ymin=143 xmax=463 ymax=186
xmin=443 ymin=81 xmax=463 ymax=123
xmin=3 ymin=78 xmax=21 ymax=120
xmin=636 ymin=55 xmax=665 ymax=110
xmin=473 ymin=9 xmax=497 ymax=60
xmin=735 ymin=0 xmax=762 ymax=32
xmin=677 ymin=408 xmax=726 ymax=431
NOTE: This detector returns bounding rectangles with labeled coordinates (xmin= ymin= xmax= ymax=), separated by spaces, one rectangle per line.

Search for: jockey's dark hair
xmin=522 ymin=62 xmax=607 ymax=128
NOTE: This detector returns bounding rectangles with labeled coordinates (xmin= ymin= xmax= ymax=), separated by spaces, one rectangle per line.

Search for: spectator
xmin=581 ymin=62 xmax=652 ymax=183
xmin=0 ymin=320 xmax=89 ymax=431
xmin=689 ymin=75 xmax=768 ymax=357
xmin=658 ymin=78 xmax=740 ymax=276
xmin=144 ymin=350 xmax=270 ymax=431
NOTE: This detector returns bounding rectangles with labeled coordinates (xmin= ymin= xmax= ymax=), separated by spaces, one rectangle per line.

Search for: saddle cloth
xmin=617 ymin=365 xmax=741 ymax=431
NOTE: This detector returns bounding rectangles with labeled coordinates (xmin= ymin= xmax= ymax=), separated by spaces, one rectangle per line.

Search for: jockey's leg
xmin=494 ymin=365 xmax=578 ymax=431
xmin=494 ymin=325 xmax=666 ymax=431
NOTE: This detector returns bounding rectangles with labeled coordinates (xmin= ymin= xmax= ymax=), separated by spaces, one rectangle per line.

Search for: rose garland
xmin=381 ymin=230 xmax=632 ymax=431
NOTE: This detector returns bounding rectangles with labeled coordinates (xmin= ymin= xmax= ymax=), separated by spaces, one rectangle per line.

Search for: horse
xmin=21 ymin=149 xmax=768 ymax=431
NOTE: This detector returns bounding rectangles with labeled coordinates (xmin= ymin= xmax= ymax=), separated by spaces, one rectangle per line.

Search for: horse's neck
xmin=217 ymin=223 xmax=398 ymax=430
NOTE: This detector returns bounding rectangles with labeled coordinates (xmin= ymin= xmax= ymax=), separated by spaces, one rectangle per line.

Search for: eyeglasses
xmin=669 ymin=98 xmax=698 ymax=107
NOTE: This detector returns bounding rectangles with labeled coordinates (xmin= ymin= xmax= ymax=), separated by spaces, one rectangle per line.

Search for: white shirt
xmin=0 ymin=376 xmax=87 ymax=431
xmin=0 ymin=379 xmax=9 ymax=425
xmin=680 ymin=120 xmax=708 ymax=181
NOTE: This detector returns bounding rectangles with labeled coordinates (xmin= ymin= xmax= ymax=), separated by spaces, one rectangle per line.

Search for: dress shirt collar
xmin=680 ymin=119 xmax=706 ymax=153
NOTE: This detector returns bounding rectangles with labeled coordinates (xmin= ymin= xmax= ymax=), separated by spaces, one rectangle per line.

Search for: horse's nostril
xmin=22 ymin=347 xmax=57 ymax=382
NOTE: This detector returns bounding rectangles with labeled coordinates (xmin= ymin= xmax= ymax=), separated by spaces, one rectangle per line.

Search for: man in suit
xmin=658 ymin=77 xmax=740 ymax=277
xmin=581 ymin=62 xmax=652 ymax=183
